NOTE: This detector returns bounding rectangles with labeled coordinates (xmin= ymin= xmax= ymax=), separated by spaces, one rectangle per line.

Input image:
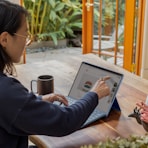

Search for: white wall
xmin=141 ymin=0 xmax=148 ymax=79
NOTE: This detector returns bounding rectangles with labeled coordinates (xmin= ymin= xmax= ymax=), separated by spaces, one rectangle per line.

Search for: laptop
xmin=61 ymin=62 xmax=123 ymax=128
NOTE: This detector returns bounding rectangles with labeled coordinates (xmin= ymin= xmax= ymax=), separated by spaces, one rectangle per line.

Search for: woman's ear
xmin=0 ymin=32 xmax=9 ymax=47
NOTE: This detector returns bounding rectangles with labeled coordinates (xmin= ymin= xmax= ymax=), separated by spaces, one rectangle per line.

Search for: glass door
xmin=83 ymin=0 xmax=125 ymax=66
xmin=92 ymin=0 xmax=125 ymax=66
xmin=82 ymin=0 xmax=145 ymax=75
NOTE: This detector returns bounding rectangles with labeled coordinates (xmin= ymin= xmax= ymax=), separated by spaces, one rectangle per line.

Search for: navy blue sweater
xmin=0 ymin=73 xmax=98 ymax=148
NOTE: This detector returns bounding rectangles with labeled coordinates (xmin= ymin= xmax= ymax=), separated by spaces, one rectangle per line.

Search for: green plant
xmin=94 ymin=0 xmax=125 ymax=35
xmin=81 ymin=134 xmax=148 ymax=148
xmin=23 ymin=0 xmax=82 ymax=45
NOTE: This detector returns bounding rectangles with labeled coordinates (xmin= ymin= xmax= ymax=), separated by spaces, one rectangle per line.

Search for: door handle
xmin=85 ymin=0 xmax=93 ymax=11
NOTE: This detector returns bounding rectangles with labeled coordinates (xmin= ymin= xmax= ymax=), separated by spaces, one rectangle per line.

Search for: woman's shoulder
xmin=0 ymin=72 xmax=21 ymax=86
xmin=0 ymin=72 xmax=28 ymax=97
xmin=0 ymin=72 xmax=32 ymax=112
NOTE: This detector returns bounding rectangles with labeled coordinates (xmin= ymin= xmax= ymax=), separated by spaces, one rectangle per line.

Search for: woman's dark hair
xmin=0 ymin=0 xmax=28 ymax=75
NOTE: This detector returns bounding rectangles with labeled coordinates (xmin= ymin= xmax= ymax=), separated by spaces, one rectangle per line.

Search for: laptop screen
xmin=68 ymin=62 xmax=123 ymax=115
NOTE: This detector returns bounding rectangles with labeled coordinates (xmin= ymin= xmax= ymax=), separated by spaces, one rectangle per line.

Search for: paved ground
xmin=25 ymin=47 xmax=123 ymax=67
xmin=26 ymin=47 xmax=82 ymax=64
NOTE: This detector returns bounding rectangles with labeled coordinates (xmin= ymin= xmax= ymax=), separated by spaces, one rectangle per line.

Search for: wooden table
xmin=16 ymin=53 xmax=148 ymax=148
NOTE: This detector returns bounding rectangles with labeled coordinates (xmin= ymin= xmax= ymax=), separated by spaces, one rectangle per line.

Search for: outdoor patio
xmin=25 ymin=47 xmax=82 ymax=64
xmin=24 ymin=46 xmax=123 ymax=68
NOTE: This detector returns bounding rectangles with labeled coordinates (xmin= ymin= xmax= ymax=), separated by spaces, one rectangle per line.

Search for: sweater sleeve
xmin=0 ymin=75 xmax=98 ymax=137
xmin=13 ymin=92 xmax=98 ymax=137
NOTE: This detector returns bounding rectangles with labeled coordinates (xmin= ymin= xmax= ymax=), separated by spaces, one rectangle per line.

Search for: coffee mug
xmin=31 ymin=75 xmax=54 ymax=95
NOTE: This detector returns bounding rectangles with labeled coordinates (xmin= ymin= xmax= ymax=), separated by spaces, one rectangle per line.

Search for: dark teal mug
xmin=31 ymin=75 xmax=54 ymax=95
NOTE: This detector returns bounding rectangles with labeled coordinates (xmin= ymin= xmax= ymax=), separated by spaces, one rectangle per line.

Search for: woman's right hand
xmin=90 ymin=76 xmax=110 ymax=99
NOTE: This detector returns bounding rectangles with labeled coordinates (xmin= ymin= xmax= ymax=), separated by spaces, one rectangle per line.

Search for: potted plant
xmin=80 ymin=134 xmax=148 ymax=148
xmin=23 ymin=0 xmax=82 ymax=48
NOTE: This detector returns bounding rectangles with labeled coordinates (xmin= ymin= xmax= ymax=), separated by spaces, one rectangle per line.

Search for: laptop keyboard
xmin=67 ymin=96 xmax=77 ymax=105
xmin=66 ymin=97 xmax=105 ymax=127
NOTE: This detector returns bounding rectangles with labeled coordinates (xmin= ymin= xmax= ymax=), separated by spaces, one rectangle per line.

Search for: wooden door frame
xmin=135 ymin=0 xmax=145 ymax=75
xmin=122 ymin=0 xmax=135 ymax=72
xmin=82 ymin=0 xmax=93 ymax=54
xmin=121 ymin=0 xmax=145 ymax=74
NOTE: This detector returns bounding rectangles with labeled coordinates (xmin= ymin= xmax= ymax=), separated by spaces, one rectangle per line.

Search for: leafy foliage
xmin=23 ymin=0 xmax=82 ymax=45
xmin=81 ymin=134 xmax=148 ymax=148
xmin=93 ymin=0 xmax=125 ymax=36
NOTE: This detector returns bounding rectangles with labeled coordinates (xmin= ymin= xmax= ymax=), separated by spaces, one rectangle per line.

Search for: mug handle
xmin=30 ymin=80 xmax=37 ymax=93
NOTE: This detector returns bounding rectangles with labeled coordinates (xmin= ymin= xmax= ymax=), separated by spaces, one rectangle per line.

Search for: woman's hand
xmin=42 ymin=93 xmax=68 ymax=106
xmin=90 ymin=76 xmax=110 ymax=99
xmin=136 ymin=101 xmax=148 ymax=123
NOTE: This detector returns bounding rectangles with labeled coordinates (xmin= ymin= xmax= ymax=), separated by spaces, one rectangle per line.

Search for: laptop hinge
xmin=111 ymin=97 xmax=121 ymax=111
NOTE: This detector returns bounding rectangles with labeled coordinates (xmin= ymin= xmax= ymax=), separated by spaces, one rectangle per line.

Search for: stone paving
xmin=25 ymin=46 xmax=123 ymax=67
xmin=25 ymin=47 xmax=82 ymax=64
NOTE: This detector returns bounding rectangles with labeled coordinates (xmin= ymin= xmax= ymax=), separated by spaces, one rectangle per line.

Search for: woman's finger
xmin=56 ymin=94 xmax=68 ymax=106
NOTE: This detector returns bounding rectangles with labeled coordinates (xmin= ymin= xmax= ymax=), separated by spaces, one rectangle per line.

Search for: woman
xmin=0 ymin=1 xmax=110 ymax=148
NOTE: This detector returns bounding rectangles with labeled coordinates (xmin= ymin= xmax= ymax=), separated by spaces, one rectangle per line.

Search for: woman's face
xmin=1 ymin=15 xmax=28 ymax=63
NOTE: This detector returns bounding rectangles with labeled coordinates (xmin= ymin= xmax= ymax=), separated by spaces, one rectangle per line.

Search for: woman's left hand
xmin=42 ymin=93 xmax=68 ymax=106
